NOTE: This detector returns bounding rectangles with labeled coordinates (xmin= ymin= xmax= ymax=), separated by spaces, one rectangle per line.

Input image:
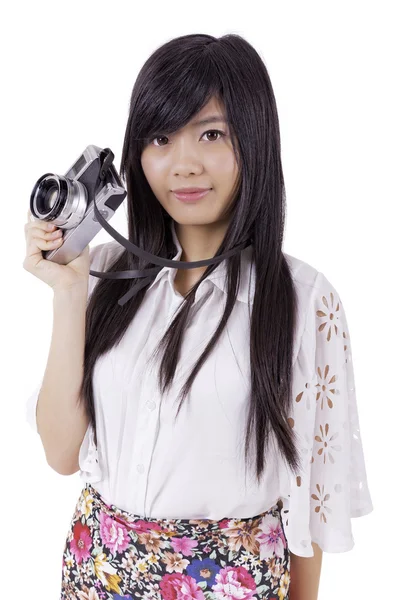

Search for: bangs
xmin=135 ymin=53 xmax=224 ymax=145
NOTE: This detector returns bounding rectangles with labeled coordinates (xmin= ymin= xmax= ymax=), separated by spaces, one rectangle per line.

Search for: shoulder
xmin=283 ymin=251 xmax=341 ymax=306
xmin=283 ymin=252 xmax=344 ymax=357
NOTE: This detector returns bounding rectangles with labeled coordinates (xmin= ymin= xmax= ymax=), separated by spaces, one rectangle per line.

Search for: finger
xmin=26 ymin=218 xmax=56 ymax=231
xmin=24 ymin=221 xmax=59 ymax=241
xmin=30 ymin=226 xmax=62 ymax=240
xmin=26 ymin=234 xmax=63 ymax=256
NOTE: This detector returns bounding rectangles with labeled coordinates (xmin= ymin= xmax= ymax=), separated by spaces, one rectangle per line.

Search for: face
xmin=141 ymin=96 xmax=240 ymax=227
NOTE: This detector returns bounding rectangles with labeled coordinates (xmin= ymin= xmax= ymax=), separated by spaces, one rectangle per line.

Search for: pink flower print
xmin=212 ymin=565 xmax=256 ymax=600
xmin=171 ymin=536 xmax=199 ymax=556
xmin=99 ymin=511 xmax=130 ymax=555
xmin=115 ymin=514 xmax=163 ymax=534
xmin=256 ymin=513 xmax=286 ymax=560
xmin=116 ymin=515 xmax=163 ymax=534
xmin=132 ymin=519 xmax=163 ymax=533
xmin=218 ymin=518 xmax=231 ymax=529
xmin=69 ymin=521 xmax=92 ymax=564
xmin=160 ymin=572 xmax=205 ymax=600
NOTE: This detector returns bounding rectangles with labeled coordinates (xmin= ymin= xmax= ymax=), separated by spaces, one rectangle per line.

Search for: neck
xmin=173 ymin=219 xmax=230 ymax=284
xmin=174 ymin=220 xmax=229 ymax=263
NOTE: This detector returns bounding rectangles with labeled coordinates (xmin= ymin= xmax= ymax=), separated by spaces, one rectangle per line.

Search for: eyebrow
xmin=189 ymin=115 xmax=229 ymax=127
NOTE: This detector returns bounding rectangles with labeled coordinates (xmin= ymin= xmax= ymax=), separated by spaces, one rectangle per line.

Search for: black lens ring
xmin=30 ymin=174 xmax=69 ymax=221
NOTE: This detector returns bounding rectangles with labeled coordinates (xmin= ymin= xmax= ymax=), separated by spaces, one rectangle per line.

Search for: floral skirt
xmin=60 ymin=482 xmax=291 ymax=599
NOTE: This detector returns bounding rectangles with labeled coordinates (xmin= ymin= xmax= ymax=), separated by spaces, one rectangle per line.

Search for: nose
xmin=173 ymin=162 xmax=203 ymax=177
xmin=171 ymin=138 xmax=204 ymax=177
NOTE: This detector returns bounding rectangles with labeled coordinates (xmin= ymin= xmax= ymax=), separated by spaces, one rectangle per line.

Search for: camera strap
xmin=89 ymin=148 xmax=253 ymax=306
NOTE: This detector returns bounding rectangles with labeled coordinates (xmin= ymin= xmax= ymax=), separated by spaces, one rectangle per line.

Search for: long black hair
xmin=81 ymin=33 xmax=302 ymax=484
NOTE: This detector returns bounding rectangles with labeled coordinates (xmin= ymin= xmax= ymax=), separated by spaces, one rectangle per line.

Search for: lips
xmin=172 ymin=189 xmax=211 ymax=203
xmin=172 ymin=187 xmax=210 ymax=192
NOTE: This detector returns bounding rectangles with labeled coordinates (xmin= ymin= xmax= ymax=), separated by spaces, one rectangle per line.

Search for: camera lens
xmin=35 ymin=176 xmax=67 ymax=218
xmin=44 ymin=185 xmax=58 ymax=209
xmin=30 ymin=172 xmax=88 ymax=228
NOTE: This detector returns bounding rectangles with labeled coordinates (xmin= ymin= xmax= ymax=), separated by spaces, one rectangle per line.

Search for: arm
xmin=36 ymin=286 xmax=89 ymax=474
xmin=289 ymin=543 xmax=323 ymax=600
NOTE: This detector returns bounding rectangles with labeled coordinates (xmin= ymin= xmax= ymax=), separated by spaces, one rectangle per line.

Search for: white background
xmin=2 ymin=1 xmax=390 ymax=598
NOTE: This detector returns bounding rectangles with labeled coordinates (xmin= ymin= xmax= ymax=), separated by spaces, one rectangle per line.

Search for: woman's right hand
xmin=23 ymin=209 xmax=91 ymax=292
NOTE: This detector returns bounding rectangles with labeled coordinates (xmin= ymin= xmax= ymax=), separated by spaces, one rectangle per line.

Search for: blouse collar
xmin=147 ymin=220 xmax=255 ymax=304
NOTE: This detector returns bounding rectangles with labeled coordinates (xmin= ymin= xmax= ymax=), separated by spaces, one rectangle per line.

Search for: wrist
xmin=52 ymin=283 xmax=88 ymax=301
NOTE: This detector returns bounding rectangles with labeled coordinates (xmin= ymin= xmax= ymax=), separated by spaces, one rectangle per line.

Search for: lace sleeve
xmin=281 ymin=271 xmax=373 ymax=556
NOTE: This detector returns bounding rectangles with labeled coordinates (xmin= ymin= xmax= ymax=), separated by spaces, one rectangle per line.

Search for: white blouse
xmin=25 ymin=220 xmax=373 ymax=557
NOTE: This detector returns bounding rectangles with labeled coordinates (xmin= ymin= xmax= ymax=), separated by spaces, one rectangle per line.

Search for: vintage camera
xmin=29 ymin=145 xmax=126 ymax=265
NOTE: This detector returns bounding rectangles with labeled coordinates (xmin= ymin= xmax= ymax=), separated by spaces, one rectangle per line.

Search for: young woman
xmin=25 ymin=33 xmax=373 ymax=600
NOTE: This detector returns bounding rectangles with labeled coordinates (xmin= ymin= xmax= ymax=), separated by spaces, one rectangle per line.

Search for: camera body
xmin=30 ymin=145 xmax=126 ymax=265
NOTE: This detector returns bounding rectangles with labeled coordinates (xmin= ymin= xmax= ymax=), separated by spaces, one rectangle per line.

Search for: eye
xmin=152 ymin=135 xmax=169 ymax=147
xmin=201 ymin=129 xmax=226 ymax=142
xmin=151 ymin=129 xmax=226 ymax=147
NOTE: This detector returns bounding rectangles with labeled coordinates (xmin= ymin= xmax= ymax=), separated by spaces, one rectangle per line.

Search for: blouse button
xmin=137 ymin=464 xmax=145 ymax=474
xmin=146 ymin=400 xmax=156 ymax=411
